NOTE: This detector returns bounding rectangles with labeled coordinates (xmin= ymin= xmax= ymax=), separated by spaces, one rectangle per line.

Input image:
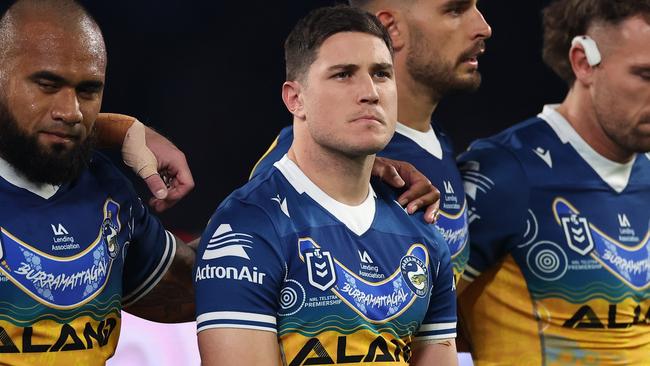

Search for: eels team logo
xmin=102 ymin=211 xmax=119 ymax=259
xmin=400 ymin=254 xmax=429 ymax=297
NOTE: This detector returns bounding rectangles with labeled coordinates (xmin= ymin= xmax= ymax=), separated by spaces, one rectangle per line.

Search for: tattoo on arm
xmin=124 ymin=235 xmax=197 ymax=323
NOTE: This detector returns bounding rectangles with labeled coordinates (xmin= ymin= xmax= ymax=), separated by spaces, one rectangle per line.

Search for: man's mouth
xmin=39 ymin=130 xmax=79 ymax=144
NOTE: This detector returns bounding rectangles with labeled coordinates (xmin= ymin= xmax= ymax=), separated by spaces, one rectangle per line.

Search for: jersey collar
xmin=394 ymin=122 xmax=443 ymax=160
xmin=0 ymin=156 xmax=60 ymax=199
xmin=539 ymin=104 xmax=636 ymax=193
xmin=274 ymin=155 xmax=376 ymax=236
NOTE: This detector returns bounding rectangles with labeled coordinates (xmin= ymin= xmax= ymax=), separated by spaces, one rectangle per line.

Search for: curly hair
xmin=542 ymin=0 xmax=650 ymax=85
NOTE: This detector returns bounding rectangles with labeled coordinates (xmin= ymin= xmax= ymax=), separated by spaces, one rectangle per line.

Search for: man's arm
xmin=94 ymin=113 xmax=195 ymax=212
xmin=199 ymin=329 xmax=279 ymax=366
xmin=411 ymin=340 xmax=458 ymax=366
xmin=123 ymin=237 xmax=198 ymax=323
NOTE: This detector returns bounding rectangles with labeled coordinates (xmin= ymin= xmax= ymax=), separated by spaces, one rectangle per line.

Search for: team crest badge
xmin=561 ymin=214 xmax=594 ymax=255
xmin=400 ymin=254 xmax=429 ymax=297
xmin=305 ymin=247 xmax=336 ymax=291
xmin=102 ymin=201 xmax=121 ymax=259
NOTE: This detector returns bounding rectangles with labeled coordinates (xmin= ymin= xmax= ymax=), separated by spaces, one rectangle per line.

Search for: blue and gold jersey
xmin=459 ymin=105 xmax=650 ymax=365
xmin=0 ymin=152 xmax=175 ymax=366
xmin=250 ymin=122 xmax=469 ymax=283
xmin=196 ymin=155 xmax=456 ymax=365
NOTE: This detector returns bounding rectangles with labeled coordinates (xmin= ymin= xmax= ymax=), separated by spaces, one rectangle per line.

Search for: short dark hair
xmin=542 ymin=0 xmax=650 ymax=85
xmin=284 ymin=5 xmax=393 ymax=81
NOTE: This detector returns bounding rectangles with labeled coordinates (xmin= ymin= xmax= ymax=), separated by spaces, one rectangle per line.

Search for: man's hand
xmin=372 ymin=157 xmax=440 ymax=223
xmin=143 ymin=127 xmax=195 ymax=212
xmin=95 ymin=113 xmax=195 ymax=213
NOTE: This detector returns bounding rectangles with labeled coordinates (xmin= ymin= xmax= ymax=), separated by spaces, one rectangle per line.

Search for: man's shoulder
xmin=470 ymin=116 xmax=554 ymax=153
xmin=217 ymin=166 xmax=297 ymax=225
xmin=460 ymin=115 xmax=561 ymax=176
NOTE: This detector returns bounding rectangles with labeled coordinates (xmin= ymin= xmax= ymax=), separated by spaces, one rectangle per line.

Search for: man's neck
xmin=556 ymin=87 xmax=636 ymax=163
xmin=288 ymin=140 xmax=374 ymax=206
xmin=394 ymin=58 xmax=439 ymax=132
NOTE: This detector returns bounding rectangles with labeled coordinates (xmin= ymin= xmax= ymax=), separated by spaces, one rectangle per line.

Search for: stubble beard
xmin=406 ymin=25 xmax=482 ymax=102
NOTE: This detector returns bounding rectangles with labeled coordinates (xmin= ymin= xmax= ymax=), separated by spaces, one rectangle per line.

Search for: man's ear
xmin=376 ymin=10 xmax=405 ymax=51
xmin=282 ymin=80 xmax=306 ymax=119
xmin=569 ymin=35 xmax=601 ymax=86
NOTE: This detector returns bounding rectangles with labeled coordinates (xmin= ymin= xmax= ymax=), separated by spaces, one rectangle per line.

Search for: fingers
xmin=147 ymin=167 xmax=195 ymax=213
xmin=397 ymin=179 xmax=440 ymax=223
xmin=144 ymin=174 xmax=169 ymax=200
xmin=372 ymin=157 xmax=406 ymax=189
xmin=423 ymin=200 xmax=440 ymax=224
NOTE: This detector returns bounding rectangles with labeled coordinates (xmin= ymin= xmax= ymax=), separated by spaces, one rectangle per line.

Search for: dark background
xmin=10 ymin=1 xmax=569 ymax=234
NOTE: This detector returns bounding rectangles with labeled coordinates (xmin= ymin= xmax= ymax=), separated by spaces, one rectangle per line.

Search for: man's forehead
xmin=591 ymin=15 xmax=650 ymax=56
xmin=313 ymin=32 xmax=392 ymax=67
xmin=13 ymin=19 xmax=106 ymax=72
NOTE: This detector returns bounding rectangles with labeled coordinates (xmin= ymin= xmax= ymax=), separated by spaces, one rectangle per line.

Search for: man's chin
xmin=450 ymin=71 xmax=482 ymax=93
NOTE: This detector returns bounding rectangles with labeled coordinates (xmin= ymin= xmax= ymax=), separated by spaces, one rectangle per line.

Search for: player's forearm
xmin=94 ymin=113 xmax=137 ymax=148
xmin=124 ymin=236 xmax=197 ymax=323
xmin=410 ymin=340 xmax=459 ymax=366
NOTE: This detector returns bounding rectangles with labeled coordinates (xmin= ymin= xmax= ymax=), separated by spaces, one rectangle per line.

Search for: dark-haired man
xmin=251 ymin=0 xmax=491 ymax=284
xmin=194 ymin=6 xmax=457 ymax=365
xmin=0 ymin=1 xmax=195 ymax=364
xmin=457 ymin=0 xmax=650 ymax=364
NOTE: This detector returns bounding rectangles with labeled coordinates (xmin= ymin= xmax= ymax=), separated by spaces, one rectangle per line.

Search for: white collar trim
xmin=274 ymin=155 xmax=376 ymax=236
xmin=394 ymin=122 xmax=443 ymax=159
xmin=539 ymin=104 xmax=635 ymax=193
xmin=0 ymin=156 xmax=59 ymax=199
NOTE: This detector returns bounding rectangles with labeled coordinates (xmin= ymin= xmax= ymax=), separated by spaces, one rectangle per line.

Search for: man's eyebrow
xmin=372 ymin=62 xmax=393 ymax=70
xmin=630 ymin=64 xmax=650 ymax=73
xmin=29 ymin=71 xmax=66 ymax=84
xmin=327 ymin=64 xmax=360 ymax=72
xmin=77 ymin=80 xmax=104 ymax=90
xmin=441 ymin=0 xmax=472 ymax=9
xmin=29 ymin=71 xmax=104 ymax=89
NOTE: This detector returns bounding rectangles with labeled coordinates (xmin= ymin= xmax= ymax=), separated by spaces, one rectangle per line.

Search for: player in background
xmin=250 ymin=0 xmax=492 ymax=283
xmin=457 ymin=0 xmax=650 ymax=364
xmin=194 ymin=6 xmax=458 ymax=365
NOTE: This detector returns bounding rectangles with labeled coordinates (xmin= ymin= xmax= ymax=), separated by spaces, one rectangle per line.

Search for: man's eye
xmin=77 ymin=87 xmax=101 ymax=99
xmin=37 ymin=81 xmax=59 ymax=92
xmin=374 ymin=70 xmax=392 ymax=79
xmin=333 ymin=71 xmax=351 ymax=79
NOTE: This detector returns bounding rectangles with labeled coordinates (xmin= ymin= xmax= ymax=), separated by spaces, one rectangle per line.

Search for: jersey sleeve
xmin=249 ymin=126 xmax=293 ymax=180
xmin=416 ymin=231 xmax=457 ymax=343
xmin=121 ymin=195 xmax=176 ymax=307
xmin=457 ymin=141 xmax=530 ymax=283
xmin=194 ymin=199 xmax=285 ymax=334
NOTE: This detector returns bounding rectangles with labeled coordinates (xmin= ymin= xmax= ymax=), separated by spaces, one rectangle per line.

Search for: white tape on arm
xmin=122 ymin=120 xmax=159 ymax=179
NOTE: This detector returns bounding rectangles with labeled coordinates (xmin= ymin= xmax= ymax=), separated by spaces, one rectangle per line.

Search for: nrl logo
xmin=561 ymin=214 xmax=594 ymax=255
xmin=305 ymin=247 xmax=336 ymax=291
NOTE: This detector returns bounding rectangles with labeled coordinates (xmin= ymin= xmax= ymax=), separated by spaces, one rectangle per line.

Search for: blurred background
xmin=3 ymin=0 xmax=567 ymax=364
xmin=83 ymin=0 xmax=567 ymax=236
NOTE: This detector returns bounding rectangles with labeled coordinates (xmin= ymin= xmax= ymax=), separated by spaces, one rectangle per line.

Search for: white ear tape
xmin=571 ymin=35 xmax=602 ymax=67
